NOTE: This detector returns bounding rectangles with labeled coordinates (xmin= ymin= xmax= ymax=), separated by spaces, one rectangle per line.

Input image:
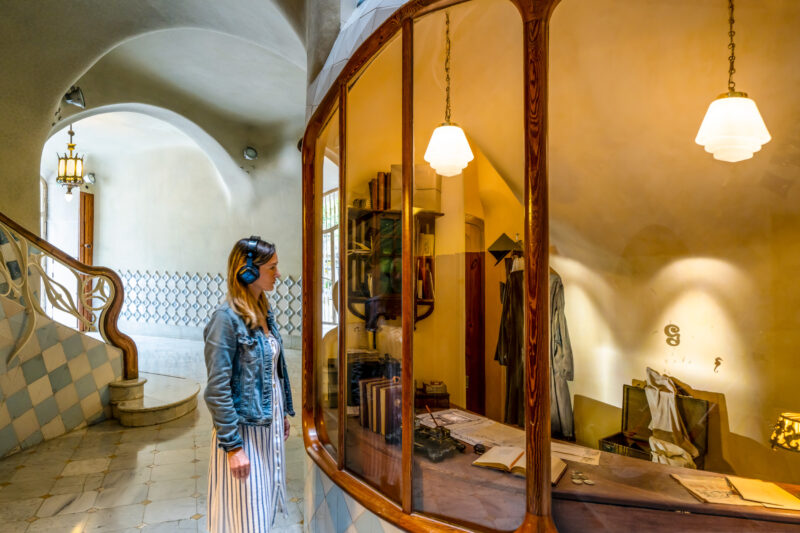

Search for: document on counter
xmin=551 ymin=441 xmax=601 ymax=465
xmin=727 ymin=476 xmax=800 ymax=511
xmin=671 ymin=474 xmax=763 ymax=507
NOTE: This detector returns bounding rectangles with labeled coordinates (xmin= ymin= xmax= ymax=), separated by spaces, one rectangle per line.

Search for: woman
xmin=203 ymin=236 xmax=295 ymax=533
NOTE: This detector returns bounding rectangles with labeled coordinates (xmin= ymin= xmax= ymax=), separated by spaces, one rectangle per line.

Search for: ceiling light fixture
xmin=424 ymin=11 xmax=473 ymax=177
xmin=695 ymin=0 xmax=770 ymax=163
xmin=64 ymin=86 xmax=85 ymax=109
xmin=56 ymin=125 xmax=84 ymax=202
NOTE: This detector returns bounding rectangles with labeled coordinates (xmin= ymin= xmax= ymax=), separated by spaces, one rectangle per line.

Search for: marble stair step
xmin=115 ymin=372 xmax=200 ymax=427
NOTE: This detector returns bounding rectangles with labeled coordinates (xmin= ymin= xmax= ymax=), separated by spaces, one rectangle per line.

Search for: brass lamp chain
xmin=444 ymin=11 xmax=452 ymax=124
xmin=727 ymin=0 xmax=736 ymax=93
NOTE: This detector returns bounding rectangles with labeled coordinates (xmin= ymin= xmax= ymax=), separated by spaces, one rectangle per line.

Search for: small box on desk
xmin=415 ymin=392 xmax=450 ymax=410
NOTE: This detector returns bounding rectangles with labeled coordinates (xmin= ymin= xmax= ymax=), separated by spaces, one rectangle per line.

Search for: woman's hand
xmin=284 ymin=416 xmax=291 ymax=441
xmin=227 ymin=448 xmax=250 ymax=479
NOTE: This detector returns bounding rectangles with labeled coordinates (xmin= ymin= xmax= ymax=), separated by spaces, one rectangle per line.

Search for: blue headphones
xmin=236 ymin=235 xmax=261 ymax=285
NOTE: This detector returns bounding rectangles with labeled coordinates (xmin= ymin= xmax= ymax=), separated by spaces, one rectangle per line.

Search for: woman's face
xmin=250 ymin=253 xmax=280 ymax=294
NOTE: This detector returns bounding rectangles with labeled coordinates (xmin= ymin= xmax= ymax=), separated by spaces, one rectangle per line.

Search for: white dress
xmin=207 ymin=332 xmax=288 ymax=533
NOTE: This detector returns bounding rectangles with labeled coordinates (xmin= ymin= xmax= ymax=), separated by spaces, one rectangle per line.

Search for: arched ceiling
xmin=98 ymin=29 xmax=306 ymax=127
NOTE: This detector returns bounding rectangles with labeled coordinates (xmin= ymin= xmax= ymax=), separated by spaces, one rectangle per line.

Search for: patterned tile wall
xmin=118 ymin=270 xmax=303 ymax=337
xmin=305 ymin=456 xmax=407 ymax=533
xmin=0 ymin=295 xmax=123 ymax=458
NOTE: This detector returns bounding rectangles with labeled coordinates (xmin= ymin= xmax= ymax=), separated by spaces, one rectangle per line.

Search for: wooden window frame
xmin=301 ymin=1 xmax=557 ymax=531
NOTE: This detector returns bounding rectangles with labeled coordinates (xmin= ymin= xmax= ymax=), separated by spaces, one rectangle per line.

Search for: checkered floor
xmin=0 ymin=336 xmax=305 ymax=532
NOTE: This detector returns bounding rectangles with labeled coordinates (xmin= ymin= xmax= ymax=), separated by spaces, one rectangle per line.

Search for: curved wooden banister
xmin=0 ymin=210 xmax=138 ymax=379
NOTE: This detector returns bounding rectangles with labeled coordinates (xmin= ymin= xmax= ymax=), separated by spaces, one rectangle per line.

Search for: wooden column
xmin=516 ymin=0 xmax=559 ymax=530
xmin=401 ymin=16 xmax=415 ymax=515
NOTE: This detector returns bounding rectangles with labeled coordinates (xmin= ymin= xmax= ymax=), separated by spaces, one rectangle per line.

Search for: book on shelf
xmin=383 ymin=171 xmax=391 ymax=211
xmin=376 ymin=172 xmax=385 ymax=210
xmin=369 ymin=179 xmax=378 ymax=210
xmin=380 ymin=383 xmax=402 ymax=436
xmin=358 ymin=377 xmax=386 ymax=426
xmin=472 ymin=446 xmax=567 ymax=484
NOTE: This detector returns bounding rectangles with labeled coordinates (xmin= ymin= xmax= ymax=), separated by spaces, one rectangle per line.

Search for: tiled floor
xmin=0 ymin=335 xmax=306 ymax=532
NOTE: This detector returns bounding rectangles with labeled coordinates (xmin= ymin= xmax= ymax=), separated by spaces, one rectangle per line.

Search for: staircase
xmin=110 ymin=372 xmax=200 ymax=427
xmin=0 ymin=210 xmax=199 ymax=454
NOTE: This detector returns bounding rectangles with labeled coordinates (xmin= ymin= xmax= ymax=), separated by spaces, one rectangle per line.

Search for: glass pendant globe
xmin=64 ymin=188 xmax=74 ymax=202
xmin=695 ymin=94 xmax=771 ymax=163
xmin=424 ymin=124 xmax=474 ymax=177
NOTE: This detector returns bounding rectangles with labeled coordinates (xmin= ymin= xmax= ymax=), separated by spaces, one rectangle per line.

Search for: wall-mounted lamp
xmin=695 ymin=0 xmax=770 ymax=162
xmin=56 ymin=125 xmax=84 ymax=202
xmin=770 ymin=412 xmax=800 ymax=452
xmin=64 ymin=86 xmax=85 ymax=109
xmin=243 ymin=146 xmax=258 ymax=160
xmin=424 ymin=11 xmax=473 ymax=177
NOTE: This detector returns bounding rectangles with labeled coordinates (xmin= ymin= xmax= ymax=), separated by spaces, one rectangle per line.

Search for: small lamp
xmin=770 ymin=412 xmax=800 ymax=452
xmin=424 ymin=11 xmax=473 ymax=177
xmin=56 ymin=125 xmax=85 ymax=202
xmin=695 ymin=0 xmax=770 ymax=162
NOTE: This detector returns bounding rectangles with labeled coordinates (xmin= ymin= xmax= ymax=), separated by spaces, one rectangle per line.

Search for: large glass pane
xmin=315 ymin=107 xmax=340 ymax=458
xmin=547 ymin=0 xmax=800 ymax=527
xmin=343 ymin=33 xmax=404 ymax=502
xmin=411 ymin=1 xmax=527 ymax=530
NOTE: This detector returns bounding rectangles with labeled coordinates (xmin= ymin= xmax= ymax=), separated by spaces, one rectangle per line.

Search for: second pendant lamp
xmin=424 ymin=11 xmax=474 ymax=177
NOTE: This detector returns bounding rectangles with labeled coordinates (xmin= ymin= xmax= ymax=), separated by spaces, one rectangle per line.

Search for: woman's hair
xmin=226 ymin=237 xmax=276 ymax=329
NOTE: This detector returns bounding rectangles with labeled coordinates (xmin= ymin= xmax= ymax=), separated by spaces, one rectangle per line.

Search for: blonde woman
xmin=204 ymin=236 xmax=294 ymax=533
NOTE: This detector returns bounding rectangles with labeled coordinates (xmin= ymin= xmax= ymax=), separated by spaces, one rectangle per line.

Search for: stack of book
xmin=358 ymin=376 xmax=402 ymax=437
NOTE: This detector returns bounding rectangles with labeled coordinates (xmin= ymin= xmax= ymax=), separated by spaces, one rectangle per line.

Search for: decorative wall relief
xmin=118 ymin=270 xmax=303 ymax=336
xmin=664 ymin=324 xmax=680 ymax=346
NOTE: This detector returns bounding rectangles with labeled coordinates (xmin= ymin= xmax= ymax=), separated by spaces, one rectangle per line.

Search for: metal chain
xmin=444 ymin=11 xmax=451 ymax=123
xmin=727 ymin=0 xmax=736 ymax=93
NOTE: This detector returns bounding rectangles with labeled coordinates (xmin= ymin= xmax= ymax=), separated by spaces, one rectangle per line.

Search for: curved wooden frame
xmin=301 ymin=0 xmax=558 ymax=530
xmin=0 ymin=210 xmax=139 ymax=379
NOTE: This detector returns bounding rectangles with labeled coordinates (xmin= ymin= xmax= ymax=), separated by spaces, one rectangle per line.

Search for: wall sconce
xmin=243 ymin=146 xmax=258 ymax=160
xmin=64 ymin=86 xmax=85 ymax=109
xmin=770 ymin=412 xmax=800 ymax=452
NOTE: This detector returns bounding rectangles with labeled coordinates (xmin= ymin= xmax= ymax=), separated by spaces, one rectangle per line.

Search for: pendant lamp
xmin=56 ymin=125 xmax=85 ymax=202
xmin=695 ymin=0 xmax=770 ymax=163
xmin=424 ymin=12 xmax=473 ymax=177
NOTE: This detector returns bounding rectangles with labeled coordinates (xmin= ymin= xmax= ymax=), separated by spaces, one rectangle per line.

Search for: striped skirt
xmin=207 ymin=384 xmax=288 ymax=533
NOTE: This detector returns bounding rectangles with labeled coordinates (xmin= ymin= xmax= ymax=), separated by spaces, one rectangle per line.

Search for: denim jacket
xmin=203 ymin=301 xmax=295 ymax=451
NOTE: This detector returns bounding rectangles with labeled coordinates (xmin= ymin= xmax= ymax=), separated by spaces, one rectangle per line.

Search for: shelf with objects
xmin=302 ymin=0 xmax=800 ymax=532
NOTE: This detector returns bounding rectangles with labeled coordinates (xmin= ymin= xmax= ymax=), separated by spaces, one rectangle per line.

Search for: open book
xmin=472 ymin=446 xmax=568 ymax=484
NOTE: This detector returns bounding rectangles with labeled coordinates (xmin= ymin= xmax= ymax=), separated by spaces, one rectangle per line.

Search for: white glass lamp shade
xmin=64 ymin=188 xmax=74 ymax=202
xmin=695 ymin=94 xmax=771 ymax=162
xmin=424 ymin=123 xmax=474 ymax=177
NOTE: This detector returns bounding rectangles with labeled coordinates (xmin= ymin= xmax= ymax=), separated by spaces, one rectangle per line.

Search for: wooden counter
xmin=341 ymin=416 xmax=800 ymax=532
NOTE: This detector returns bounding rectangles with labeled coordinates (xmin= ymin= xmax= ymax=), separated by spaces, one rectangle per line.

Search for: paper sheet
xmin=551 ymin=441 xmax=601 ymax=465
xmin=727 ymin=476 xmax=800 ymax=511
xmin=671 ymin=474 xmax=762 ymax=507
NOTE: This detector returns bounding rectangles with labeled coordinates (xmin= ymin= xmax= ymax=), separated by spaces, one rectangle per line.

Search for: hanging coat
xmin=549 ymin=270 xmax=574 ymax=439
xmin=494 ymin=257 xmax=525 ymax=427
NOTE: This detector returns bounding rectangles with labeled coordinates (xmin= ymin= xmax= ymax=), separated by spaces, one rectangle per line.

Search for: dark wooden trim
xmin=0 ymin=209 xmax=138 ymax=379
xmin=401 ymin=16 xmax=415 ymax=515
xmin=78 ymin=191 xmax=94 ymax=332
xmin=337 ymin=84 xmax=347 ymax=470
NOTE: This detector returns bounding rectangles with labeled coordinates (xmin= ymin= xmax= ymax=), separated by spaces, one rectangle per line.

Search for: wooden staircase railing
xmin=0 ymin=210 xmax=138 ymax=379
